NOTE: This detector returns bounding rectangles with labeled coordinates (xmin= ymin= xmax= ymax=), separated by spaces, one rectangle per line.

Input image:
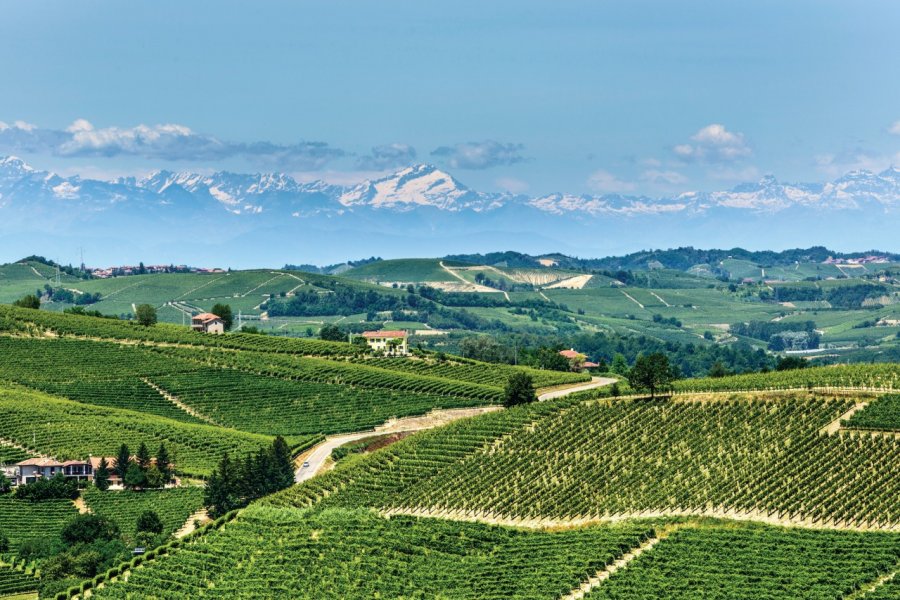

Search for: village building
xmin=12 ymin=457 xmax=120 ymax=486
xmin=559 ymin=348 xmax=598 ymax=371
xmin=192 ymin=313 xmax=225 ymax=334
xmin=361 ymin=330 xmax=409 ymax=355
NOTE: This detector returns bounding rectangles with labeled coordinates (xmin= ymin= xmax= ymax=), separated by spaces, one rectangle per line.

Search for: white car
xmin=302 ymin=461 xmax=310 ymax=468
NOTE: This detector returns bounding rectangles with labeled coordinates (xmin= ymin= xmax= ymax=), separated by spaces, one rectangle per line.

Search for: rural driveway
xmin=538 ymin=376 xmax=618 ymax=401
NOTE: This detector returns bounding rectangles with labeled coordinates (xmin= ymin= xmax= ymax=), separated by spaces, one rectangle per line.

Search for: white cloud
xmin=431 ymin=140 xmax=525 ymax=170
xmin=889 ymin=120 xmax=900 ymax=135
xmin=640 ymin=169 xmax=688 ymax=186
xmin=356 ymin=143 xmax=417 ymax=170
xmin=815 ymin=149 xmax=900 ymax=178
xmin=495 ymin=176 xmax=530 ymax=194
xmin=0 ymin=118 xmax=345 ymax=169
xmin=587 ymin=169 xmax=636 ymax=193
xmin=673 ymin=124 xmax=752 ymax=163
xmin=708 ymin=165 xmax=761 ymax=182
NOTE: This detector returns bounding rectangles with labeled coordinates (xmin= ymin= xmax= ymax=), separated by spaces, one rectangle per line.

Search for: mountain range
xmin=0 ymin=156 xmax=897 ymax=267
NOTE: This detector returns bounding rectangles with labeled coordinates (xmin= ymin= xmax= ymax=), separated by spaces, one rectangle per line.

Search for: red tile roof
xmin=559 ymin=349 xmax=584 ymax=359
xmin=192 ymin=313 xmax=221 ymax=323
xmin=362 ymin=330 xmax=407 ymax=339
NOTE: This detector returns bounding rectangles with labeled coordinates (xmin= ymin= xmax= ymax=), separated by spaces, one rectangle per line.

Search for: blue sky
xmin=1 ymin=0 xmax=899 ymax=196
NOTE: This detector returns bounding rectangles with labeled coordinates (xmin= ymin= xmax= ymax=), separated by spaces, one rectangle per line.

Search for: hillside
xmin=63 ymin=363 xmax=900 ymax=599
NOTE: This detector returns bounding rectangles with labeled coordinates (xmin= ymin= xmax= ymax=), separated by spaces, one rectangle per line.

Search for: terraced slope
xmin=270 ymin=391 xmax=900 ymax=528
xmin=0 ymin=496 xmax=78 ymax=551
xmin=90 ymin=506 xmax=655 ymax=600
xmin=83 ymin=487 xmax=206 ymax=542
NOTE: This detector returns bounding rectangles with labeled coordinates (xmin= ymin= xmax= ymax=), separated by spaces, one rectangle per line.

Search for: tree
xmin=0 ymin=471 xmax=10 ymax=493
xmin=269 ymin=436 xmax=295 ymax=490
xmin=504 ymin=372 xmax=536 ymax=408
xmin=135 ymin=304 xmax=157 ymax=327
xmin=627 ymin=352 xmax=677 ymax=398
xmin=94 ymin=457 xmax=110 ymax=491
xmin=135 ymin=511 xmax=164 ymax=535
xmin=318 ymin=323 xmax=346 ymax=342
xmin=156 ymin=443 xmax=171 ymax=482
xmin=123 ymin=462 xmax=147 ymax=490
xmin=708 ymin=361 xmax=730 ymax=378
xmin=12 ymin=294 xmax=40 ymax=309
xmin=610 ymin=353 xmax=629 ymax=376
xmin=135 ymin=442 xmax=151 ymax=471
xmin=144 ymin=464 xmax=165 ymax=489
xmin=211 ymin=303 xmax=234 ymax=331
xmin=204 ymin=453 xmax=239 ymax=518
xmin=114 ymin=444 xmax=131 ymax=480
xmin=61 ymin=514 xmax=119 ymax=546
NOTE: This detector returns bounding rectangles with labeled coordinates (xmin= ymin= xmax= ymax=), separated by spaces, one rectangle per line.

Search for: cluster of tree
xmin=731 ymin=320 xmax=820 ymax=351
xmin=455 ymin=331 xmax=775 ymax=378
xmin=210 ymin=303 xmax=234 ymax=330
xmin=472 ymin=272 xmax=533 ymax=292
xmin=652 ymin=313 xmax=682 ymax=328
xmin=12 ymin=472 xmax=81 ymax=501
xmin=268 ymin=284 xmax=509 ymax=332
xmin=64 ymin=306 xmax=119 ymax=319
xmin=626 ymin=352 xmax=678 ymax=398
xmin=504 ymin=373 xmax=537 ymax=407
xmin=284 ymin=256 xmax=382 ymax=275
xmin=20 ymin=256 xmax=93 ymax=279
xmin=103 ymin=442 xmax=172 ymax=491
xmin=12 ymin=294 xmax=41 ymax=309
xmin=37 ymin=284 xmax=99 ymax=305
xmin=766 ymin=285 xmax=824 ymax=302
xmin=204 ymin=436 xmax=294 ymax=517
xmin=826 ymin=284 xmax=890 ymax=309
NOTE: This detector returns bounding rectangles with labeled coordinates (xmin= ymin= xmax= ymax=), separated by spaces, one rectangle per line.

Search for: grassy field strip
xmin=0 ymin=435 xmax=49 ymax=459
xmin=141 ymin=378 xmax=221 ymax=426
xmin=381 ymin=505 xmax=900 ymax=533
xmin=648 ymin=291 xmax=671 ymax=307
xmin=171 ymin=275 xmax=226 ymax=301
xmin=619 ymin=290 xmax=645 ymax=309
xmin=820 ymin=401 xmax=869 ymax=435
xmin=559 ymin=530 xmax=670 ymax=600
xmin=238 ymin=272 xmax=287 ymax=298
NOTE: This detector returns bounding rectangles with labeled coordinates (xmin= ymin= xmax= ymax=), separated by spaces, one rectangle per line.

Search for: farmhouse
xmin=559 ymin=348 xmax=599 ymax=371
xmin=361 ymin=330 xmax=409 ymax=355
xmin=13 ymin=457 xmax=119 ymax=486
xmin=192 ymin=312 xmax=225 ymax=334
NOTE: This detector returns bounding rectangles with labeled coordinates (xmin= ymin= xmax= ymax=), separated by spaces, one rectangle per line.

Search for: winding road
xmin=294 ymin=376 xmax=617 ymax=483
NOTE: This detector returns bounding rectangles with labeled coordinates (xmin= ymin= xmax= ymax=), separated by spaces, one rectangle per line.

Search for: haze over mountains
xmin=1 ymin=155 xmax=898 ymax=267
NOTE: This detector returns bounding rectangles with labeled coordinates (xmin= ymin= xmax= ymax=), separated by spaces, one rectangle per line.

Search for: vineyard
xmin=0 ymin=384 xmax=290 ymax=477
xmin=269 ymin=391 xmax=900 ymax=528
xmin=150 ymin=371 xmax=491 ymax=435
xmin=357 ymin=356 xmax=590 ymax=389
xmin=585 ymin=522 xmax=900 ymax=599
xmin=89 ymin=505 xmax=656 ymax=600
xmin=672 ymin=363 xmax=900 ymax=393
xmin=0 ymin=496 xmax=77 ymax=551
xmin=845 ymin=394 xmax=900 ymax=431
xmin=0 ymin=565 xmax=38 ymax=597
xmin=82 ymin=487 xmax=206 ymax=542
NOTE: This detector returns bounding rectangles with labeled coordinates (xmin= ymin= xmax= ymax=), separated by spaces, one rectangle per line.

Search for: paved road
xmin=538 ymin=376 xmax=618 ymax=401
xmin=295 ymin=431 xmax=385 ymax=483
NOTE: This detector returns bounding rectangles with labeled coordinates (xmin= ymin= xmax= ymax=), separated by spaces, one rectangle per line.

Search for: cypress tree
xmin=114 ymin=444 xmax=131 ymax=480
xmin=136 ymin=442 xmax=151 ymax=472
xmin=156 ymin=443 xmax=171 ymax=483
xmin=95 ymin=457 xmax=110 ymax=491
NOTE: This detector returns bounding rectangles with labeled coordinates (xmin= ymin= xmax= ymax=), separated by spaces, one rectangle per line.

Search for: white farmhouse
xmin=361 ymin=330 xmax=409 ymax=355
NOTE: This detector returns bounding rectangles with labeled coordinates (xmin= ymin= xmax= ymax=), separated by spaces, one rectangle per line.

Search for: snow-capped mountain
xmin=339 ymin=164 xmax=509 ymax=212
xmin=0 ymin=155 xmax=897 ymax=267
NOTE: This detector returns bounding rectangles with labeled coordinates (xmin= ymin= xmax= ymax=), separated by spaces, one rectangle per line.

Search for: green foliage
xmin=209 ymin=303 xmax=233 ymax=330
xmin=136 ymin=511 xmax=164 ymax=535
xmin=504 ymin=372 xmax=536 ymax=407
xmin=627 ymin=352 xmax=678 ymax=398
xmin=134 ymin=304 xmax=157 ymax=327
xmin=845 ymin=394 xmax=900 ymax=431
xmin=89 ymin=506 xmax=655 ymax=599
xmin=12 ymin=293 xmax=40 ymax=309
xmin=0 ymin=565 xmax=38 ymax=596
xmin=318 ymin=323 xmax=345 ymax=341
xmin=585 ymin=524 xmax=900 ymax=599
xmin=123 ymin=462 xmax=147 ymax=490
xmin=83 ymin=487 xmax=204 ymax=542
xmin=61 ymin=514 xmax=120 ymax=546
xmin=95 ymin=457 xmax=111 ymax=491
xmin=672 ymin=363 xmax=899 ymax=393
xmin=13 ymin=472 xmax=80 ymax=502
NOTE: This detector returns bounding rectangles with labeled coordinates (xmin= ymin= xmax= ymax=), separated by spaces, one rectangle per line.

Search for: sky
xmin=1 ymin=0 xmax=899 ymax=197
